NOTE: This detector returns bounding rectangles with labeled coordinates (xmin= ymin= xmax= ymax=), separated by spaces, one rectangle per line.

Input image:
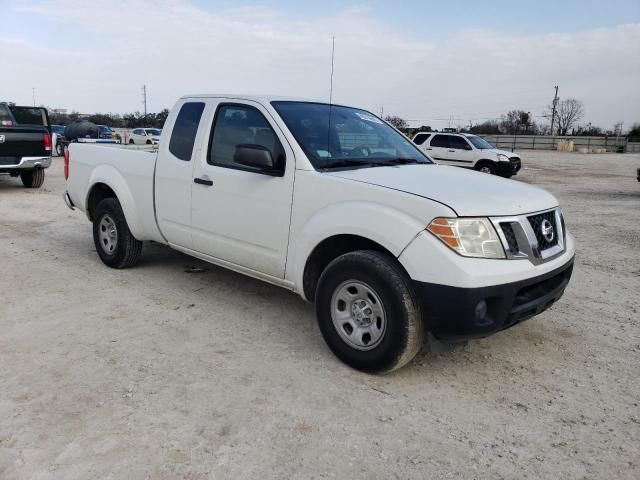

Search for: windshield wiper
xmin=376 ymin=158 xmax=421 ymax=165
xmin=320 ymin=159 xmax=376 ymax=170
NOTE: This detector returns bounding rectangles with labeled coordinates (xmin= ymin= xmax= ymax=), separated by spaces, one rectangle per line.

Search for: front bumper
xmin=0 ymin=156 xmax=51 ymax=173
xmin=413 ymin=257 xmax=574 ymax=341
xmin=496 ymin=157 xmax=521 ymax=176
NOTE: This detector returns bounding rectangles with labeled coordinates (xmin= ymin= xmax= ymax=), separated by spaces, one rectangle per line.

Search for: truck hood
xmin=326 ymin=164 xmax=557 ymax=216
xmin=486 ymin=148 xmax=519 ymax=158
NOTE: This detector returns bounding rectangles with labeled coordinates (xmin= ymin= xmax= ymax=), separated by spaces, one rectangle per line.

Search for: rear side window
xmin=0 ymin=104 xmax=14 ymax=126
xmin=413 ymin=133 xmax=431 ymax=145
xmin=430 ymin=134 xmax=449 ymax=148
xmin=169 ymin=102 xmax=205 ymax=161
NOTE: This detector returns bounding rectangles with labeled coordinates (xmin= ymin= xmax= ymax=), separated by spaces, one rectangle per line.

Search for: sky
xmin=1 ymin=0 xmax=639 ymax=130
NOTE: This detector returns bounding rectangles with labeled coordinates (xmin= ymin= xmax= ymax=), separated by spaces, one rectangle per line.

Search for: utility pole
xmin=549 ymin=85 xmax=559 ymax=135
xmin=380 ymin=106 xmax=384 ymax=118
xmin=141 ymin=84 xmax=147 ymax=116
xmin=32 ymin=88 xmax=36 ymax=106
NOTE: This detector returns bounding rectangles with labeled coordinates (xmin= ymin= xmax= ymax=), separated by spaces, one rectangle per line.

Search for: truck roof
xmin=179 ymin=94 xmax=322 ymax=104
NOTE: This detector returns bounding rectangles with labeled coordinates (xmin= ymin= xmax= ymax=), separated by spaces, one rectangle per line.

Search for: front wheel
xmin=315 ymin=250 xmax=424 ymax=373
xmin=475 ymin=161 xmax=496 ymax=175
xmin=93 ymin=198 xmax=142 ymax=268
xmin=20 ymin=169 xmax=45 ymax=188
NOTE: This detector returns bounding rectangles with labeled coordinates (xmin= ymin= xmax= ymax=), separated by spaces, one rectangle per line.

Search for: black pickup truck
xmin=0 ymin=102 xmax=52 ymax=188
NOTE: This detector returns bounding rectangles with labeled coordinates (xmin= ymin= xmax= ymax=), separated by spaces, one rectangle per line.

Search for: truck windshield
xmin=271 ymin=101 xmax=432 ymax=170
xmin=467 ymin=136 xmax=495 ymax=150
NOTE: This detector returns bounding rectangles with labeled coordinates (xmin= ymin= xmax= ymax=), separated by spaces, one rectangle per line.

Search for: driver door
xmin=447 ymin=136 xmax=475 ymax=165
xmin=190 ymin=100 xmax=295 ymax=279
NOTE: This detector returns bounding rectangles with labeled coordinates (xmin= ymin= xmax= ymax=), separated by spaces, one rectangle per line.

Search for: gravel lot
xmin=1 ymin=151 xmax=639 ymax=479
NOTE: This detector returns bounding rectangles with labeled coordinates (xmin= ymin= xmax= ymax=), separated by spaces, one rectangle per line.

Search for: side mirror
xmin=234 ymin=144 xmax=275 ymax=170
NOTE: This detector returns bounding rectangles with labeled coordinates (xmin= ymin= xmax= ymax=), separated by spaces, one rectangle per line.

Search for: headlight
xmin=427 ymin=217 xmax=505 ymax=259
xmin=497 ymin=153 xmax=510 ymax=162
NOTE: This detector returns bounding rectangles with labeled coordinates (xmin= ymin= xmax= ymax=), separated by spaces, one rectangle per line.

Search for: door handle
xmin=448 ymin=149 xmax=456 ymax=152
xmin=425 ymin=147 xmax=432 ymax=150
xmin=194 ymin=177 xmax=213 ymax=186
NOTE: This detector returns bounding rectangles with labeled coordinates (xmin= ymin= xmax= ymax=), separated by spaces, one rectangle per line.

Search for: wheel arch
xmin=289 ymin=201 xmax=448 ymax=301
xmin=302 ymin=234 xmax=409 ymax=302
xmin=85 ymin=165 xmax=145 ymax=239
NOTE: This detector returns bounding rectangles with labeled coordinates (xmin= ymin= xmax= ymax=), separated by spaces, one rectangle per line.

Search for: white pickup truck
xmin=64 ymin=95 xmax=574 ymax=373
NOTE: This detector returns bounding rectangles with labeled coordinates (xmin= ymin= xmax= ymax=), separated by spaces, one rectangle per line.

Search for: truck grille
xmin=509 ymin=157 xmax=521 ymax=172
xmin=0 ymin=156 xmax=20 ymax=166
xmin=527 ymin=211 xmax=559 ymax=251
xmin=493 ymin=208 xmax=565 ymax=265
xmin=500 ymin=222 xmax=519 ymax=254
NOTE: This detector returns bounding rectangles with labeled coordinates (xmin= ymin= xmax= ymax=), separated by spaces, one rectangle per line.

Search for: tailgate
xmin=0 ymin=127 xmax=48 ymax=163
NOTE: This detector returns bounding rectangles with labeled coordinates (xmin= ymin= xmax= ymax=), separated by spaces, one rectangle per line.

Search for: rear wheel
xmin=475 ymin=161 xmax=495 ymax=175
xmin=20 ymin=169 xmax=45 ymax=188
xmin=93 ymin=198 xmax=142 ymax=268
xmin=315 ymin=250 xmax=424 ymax=373
xmin=129 ymin=139 xmax=135 ymax=145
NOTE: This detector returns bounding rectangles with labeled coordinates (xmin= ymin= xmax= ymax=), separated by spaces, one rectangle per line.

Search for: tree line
xmin=384 ymin=99 xmax=639 ymax=138
xmin=48 ymin=109 xmax=170 ymax=129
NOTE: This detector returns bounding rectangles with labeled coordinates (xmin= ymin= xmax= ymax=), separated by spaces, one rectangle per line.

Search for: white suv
xmin=128 ymin=128 xmax=162 ymax=145
xmin=413 ymin=132 xmax=521 ymax=178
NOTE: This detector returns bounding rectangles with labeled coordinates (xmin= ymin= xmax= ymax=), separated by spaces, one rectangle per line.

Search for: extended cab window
xmin=208 ymin=104 xmax=285 ymax=173
xmin=413 ymin=133 xmax=431 ymax=145
xmin=169 ymin=102 xmax=205 ymax=161
xmin=430 ymin=134 xmax=449 ymax=148
xmin=449 ymin=136 xmax=472 ymax=150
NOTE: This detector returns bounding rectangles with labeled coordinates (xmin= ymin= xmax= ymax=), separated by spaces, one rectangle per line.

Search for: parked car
xmin=97 ymin=125 xmax=121 ymax=143
xmin=128 ymin=128 xmax=161 ymax=145
xmin=64 ymin=95 xmax=574 ymax=373
xmin=51 ymin=124 xmax=66 ymax=156
xmin=0 ymin=102 xmax=52 ymax=188
xmin=412 ymin=132 xmax=521 ymax=178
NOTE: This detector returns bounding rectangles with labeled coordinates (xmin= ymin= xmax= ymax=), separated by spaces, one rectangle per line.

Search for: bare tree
xmin=384 ymin=115 xmax=408 ymax=131
xmin=554 ymin=98 xmax=585 ymax=136
xmin=499 ymin=110 xmax=534 ymax=134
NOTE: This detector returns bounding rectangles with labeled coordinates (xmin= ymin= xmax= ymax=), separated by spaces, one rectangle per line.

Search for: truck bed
xmin=66 ymin=143 xmax=165 ymax=243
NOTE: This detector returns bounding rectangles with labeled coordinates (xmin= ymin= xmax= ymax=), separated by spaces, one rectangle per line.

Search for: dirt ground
xmin=1 ymin=151 xmax=639 ymax=479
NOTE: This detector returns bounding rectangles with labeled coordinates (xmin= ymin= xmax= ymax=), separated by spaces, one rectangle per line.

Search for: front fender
xmin=86 ymin=165 xmax=145 ymax=240
xmin=288 ymin=201 xmax=433 ymax=297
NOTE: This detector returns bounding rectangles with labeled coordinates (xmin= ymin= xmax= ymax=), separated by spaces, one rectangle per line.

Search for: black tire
xmin=315 ymin=250 xmax=424 ymax=373
xmin=20 ymin=169 xmax=45 ymax=188
xmin=146 ymin=139 xmax=152 ymax=145
xmin=93 ymin=198 xmax=142 ymax=268
xmin=475 ymin=161 xmax=496 ymax=175
xmin=55 ymin=143 xmax=64 ymax=156
xmin=129 ymin=139 xmax=135 ymax=145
